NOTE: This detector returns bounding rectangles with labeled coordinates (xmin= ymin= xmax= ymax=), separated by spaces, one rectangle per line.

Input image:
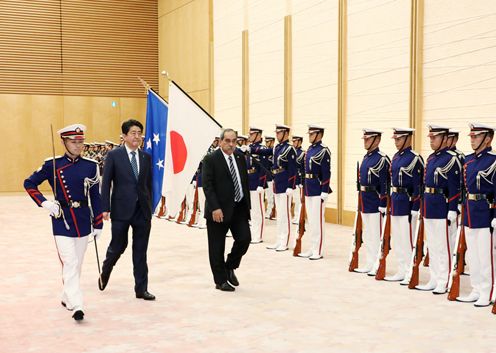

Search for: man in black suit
xmin=99 ymin=119 xmax=155 ymax=300
xmin=202 ymin=128 xmax=251 ymax=292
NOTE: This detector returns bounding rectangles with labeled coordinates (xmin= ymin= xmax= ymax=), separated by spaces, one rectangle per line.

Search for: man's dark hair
xmin=220 ymin=128 xmax=237 ymax=140
xmin=121 ymin=119 xmax=143 ymax=135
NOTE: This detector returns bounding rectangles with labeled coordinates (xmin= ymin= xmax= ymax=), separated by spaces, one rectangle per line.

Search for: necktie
xmin=131 ymin=151 xmax=139 ymax=180
xmin=228 ymin=155 xmax=242 ymax=202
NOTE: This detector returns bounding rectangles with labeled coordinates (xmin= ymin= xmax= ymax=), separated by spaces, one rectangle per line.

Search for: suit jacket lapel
xmin=137 ymin=149 xmax=146 ymax=182
xmin=216 ymin=149 xmax=231 ymax=177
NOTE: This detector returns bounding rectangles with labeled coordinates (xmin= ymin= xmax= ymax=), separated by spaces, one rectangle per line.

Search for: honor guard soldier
xmin=456 ymin=123 xmax=496 ymax=307
xmin=292 ymin=135 xmax=305 ymax=225
xmin=447 ymin=129 xmax=465 ymax=251
xmin=386 ymin=127 xmax=424 ymax=283
xmin=254 ymin=124 xmax=297 ymax=251
xmin=264 ymin=136 xmax=276 ymax=219
xmin=245 ymin=144 xmax=267 ymax=244
xmin=249 ymin=131 xmax=273 ymax=217
xmin=297 ymin=125 xmax=331 ymax=259
xmin=24 ymin=124 xmax=103 ymax=321
xmin=415 ymin=125 xmax=461 ymax=293
xmin=354 ymin=129 xmax=390 ymax=274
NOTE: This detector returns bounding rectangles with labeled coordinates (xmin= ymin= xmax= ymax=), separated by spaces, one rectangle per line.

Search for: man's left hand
xmin=92 ymin=229 xmax=103 ymax=241
xmin=320 ymin=192 xmax=329 ymax=202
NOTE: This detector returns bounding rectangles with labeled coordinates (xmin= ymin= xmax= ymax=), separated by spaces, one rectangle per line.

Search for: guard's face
xmin=248 ymin=132 xmax=258 ymax=143
xmin=450 ymin=136 xmax=458 ymax=148
xmin=363 ymin=136 xmax=373 ymax=150
xmin=63 ymin=138 xmax=85 ymax=157
xmin=292 ymin=139 xmax=301 ymax=148
xmin=123 ymin=125 xmax=142 ymax=150
xmin=276 ymin=130 xmax=286 ymax=143
xmin=429 ymin=134 xmax=444 ymax=151
xmin=220 ymin=131 xmax=237 ymax=155
xmin=470 ymin=133 xmax=485 ymax=150
xmin=265 ymin=140 xmax=274 ymax=147
xmin=308 ymin=132 xmax=318 ymax=144
xmin=393 ymin=136 xmax=405 ymax=150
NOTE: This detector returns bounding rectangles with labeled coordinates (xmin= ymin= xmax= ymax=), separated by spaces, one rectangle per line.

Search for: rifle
xmin=423 ymin=251 xmax=430 ymax=267
xmin=348 ymin=162 xmax=363 ymax=271
xmin=447 ymin=187 xmax=467 ymax=301
xmin=176 ymin=198 xmax=187 ymax=223
xmin=293 ymin=183 xmax=306 ymax=256
xmin=269 ymin=204 xmax=276 ymax=220
xmin=188 ymin=179 xmax=200 ymax=227
xmin=375 ymin=185 xmax=391 ymax=280
xmin=157 ymin=196 xmax=166 ymax=218
xmin=406 ymin=195 xmax=424 ymax=289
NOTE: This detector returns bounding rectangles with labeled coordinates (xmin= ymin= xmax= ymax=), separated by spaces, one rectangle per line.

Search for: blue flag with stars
xmin=144 ymin=89 xmax=168 ymax=212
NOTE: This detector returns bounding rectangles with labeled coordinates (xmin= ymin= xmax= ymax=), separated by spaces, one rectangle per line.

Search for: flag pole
xmin=137 ymin=76 xmax=151 ymax=94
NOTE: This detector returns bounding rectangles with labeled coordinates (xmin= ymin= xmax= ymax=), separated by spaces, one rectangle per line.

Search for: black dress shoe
xmin=72 ymin=310 xmax=84 ymax=321
xmin=227 ymin=269 xmax=239 ymax=286
xmin=215 ymin=282 xmax=235 ymax=292
xmin=135 ymin=291 xmax=156 ymax=300
xmin=98 ymin=271 xmax=111 ymax=291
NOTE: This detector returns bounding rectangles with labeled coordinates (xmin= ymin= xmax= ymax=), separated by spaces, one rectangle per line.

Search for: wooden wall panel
xmin=345 ymin=0 xmax=411 ymax=212
xmin=0 ymin=95 xmax=64 ymax=191
xmin=158 ymin=0 xmax=193 ymax=17
xmin=158 ymin=0 xmax=211 ymax=113
xmin=0 ymin=95 xmax=146 ymax=192
xmin=0 ymin=0 xmax=158 ymax=97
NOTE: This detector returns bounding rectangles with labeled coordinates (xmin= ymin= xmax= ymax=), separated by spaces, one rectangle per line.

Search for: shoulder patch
xmin=488 ymin=150 xmax=496 ymax=156
xmin=446 ymin=150 xmax=457 ymax=156
xmin=44 ymin=155 xmax=63 ymax=162
xmin=378 ymin=151 xmax=386 ymax=157
xmin=410 ymin=150 xmax=419 ymax=156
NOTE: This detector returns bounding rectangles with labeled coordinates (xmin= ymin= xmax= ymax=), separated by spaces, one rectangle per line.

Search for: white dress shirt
xmin=125 ymin=144 xmax=140 ymax=174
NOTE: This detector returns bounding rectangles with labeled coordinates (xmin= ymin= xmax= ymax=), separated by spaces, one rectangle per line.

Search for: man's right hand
xmin=212 ymin=209 xmax=224 ymax=223
xmin=103 ymin=212 xmax=110 ymax=221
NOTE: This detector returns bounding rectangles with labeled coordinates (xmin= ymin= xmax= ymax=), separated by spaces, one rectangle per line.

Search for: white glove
xmin=320 ymin=192 xmax=329 ymax=202
xmin=285 ymin=188 xmax=293 ymax=196
xmin=192 ymin=180 xmax=197 ymax=187
xmin=447 ymin=210 xmax=457 ymax=224
xmin=492 ymin=218 xmax=496 ymax=229
xmin=256 ymin=186 xmax=264 ymax=194
xmin=42 ymin=200 xmax=61 ymax=218
xmin=378 ymin=207 xmax=386 ymax=215
xmin=240 ymin=145 xmax=249 ymax=153
xmin=411 ymin=210 xmax=419 ymax=218
xmin=92 ymin=229 xmax=103 ymax=241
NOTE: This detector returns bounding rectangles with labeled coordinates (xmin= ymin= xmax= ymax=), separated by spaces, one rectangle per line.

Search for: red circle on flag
xmin=170 ymin=130 xmax=187 ymax=174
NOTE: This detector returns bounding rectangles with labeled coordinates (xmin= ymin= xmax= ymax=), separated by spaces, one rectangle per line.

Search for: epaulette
xmin=321 ymin=143 xmax=328 ymax=148
xmin=44 ymin=155 xmax=63 ymax=162
xmin=488 ymin=150 xmax=496 ymax=156
xmin=410 ymin=150 xmax=420 ymax=156
xmin=446 ymin=150 xmax=457 ymax=156
xmin=82 ymin=157 xmax=99 ymax=163
xmin=378 ymin=150 xmax=387 ymax=157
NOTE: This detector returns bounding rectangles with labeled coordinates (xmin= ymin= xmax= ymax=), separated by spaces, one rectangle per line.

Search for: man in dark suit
xmin=99 ymin=119 xmax=155 ymax=300
xmin=202 ymin=128 xmax=252 ymax=292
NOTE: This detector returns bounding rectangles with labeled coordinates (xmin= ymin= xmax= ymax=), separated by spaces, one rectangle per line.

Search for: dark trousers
xmin=207 ymin=202 xmax=251 ymax=285
xmin=102 ymin=202 xmax=151 ymax=294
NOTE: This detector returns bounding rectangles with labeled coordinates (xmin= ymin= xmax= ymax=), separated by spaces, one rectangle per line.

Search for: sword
xmin=50 ymin=124 xmax=70 ymax=229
